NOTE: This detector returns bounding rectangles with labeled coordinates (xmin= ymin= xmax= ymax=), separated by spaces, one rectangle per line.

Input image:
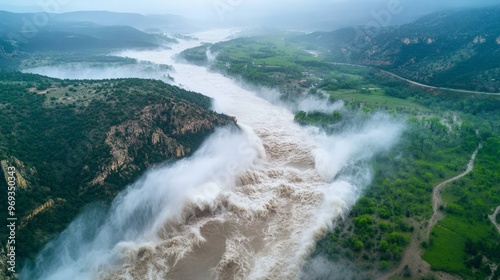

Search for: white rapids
xmin=21 ymin=29 xmax=403 ymax=280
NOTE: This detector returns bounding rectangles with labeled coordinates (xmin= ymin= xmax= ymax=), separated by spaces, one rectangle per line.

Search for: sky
xmin=1 ymin=0 xmax=499 ymax=27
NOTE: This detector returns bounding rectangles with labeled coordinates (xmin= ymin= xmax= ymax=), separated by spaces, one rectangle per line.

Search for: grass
xmin=423 ymin=213 xmax=498 ymax=276
xmin=218 ymin=37 xmax=320 ymax=67
xmin=423 ymin=139 xmax=500 ymax=278
xmin=423 ymin=222 xmax=468 ymax=273
xmin=181 ymin=33 xmax=500 ymax=279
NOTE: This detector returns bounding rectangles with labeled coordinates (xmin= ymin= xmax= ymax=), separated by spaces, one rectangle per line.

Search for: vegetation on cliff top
xmin=0 ymin=71 xmax=236 ymax=270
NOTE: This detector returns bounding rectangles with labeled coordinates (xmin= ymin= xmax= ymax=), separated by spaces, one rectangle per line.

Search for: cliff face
xmin=0 ymin=72 xmax=236 ymax=270
xmin=92 ymin=102 xmax=234 ymax=187
xmin=1 ymin=158 xmax=29 ymax=190
xmin=295 ymin=7 xmax=500 ymax=92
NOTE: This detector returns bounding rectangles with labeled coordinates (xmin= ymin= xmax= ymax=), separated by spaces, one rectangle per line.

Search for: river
xmin=22 ymin=30 xmax=403 ymax=280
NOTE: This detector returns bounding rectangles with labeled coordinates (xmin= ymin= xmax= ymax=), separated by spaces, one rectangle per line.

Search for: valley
xmin=0 ymin=71 xmax=235 ymax=271
xmin=180 ymin=20 xmax=500 ymax=279
xmin=0 ymin=4 xmax=499 ymax=280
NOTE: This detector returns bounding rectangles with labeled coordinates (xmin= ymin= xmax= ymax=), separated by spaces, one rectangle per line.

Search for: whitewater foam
xmin=21 ymin=29 xmax=404 ymax=280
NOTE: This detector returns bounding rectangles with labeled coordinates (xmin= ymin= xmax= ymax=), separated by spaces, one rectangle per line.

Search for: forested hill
xmin=51 ymin=11 xmax=189 ymax=32
xmin=0 ymin=11 xmax=173 ymax=70
xmin=294 ymin=6 xmax=500 ymax=92
xmin=0 ymin=71 xmax=236 ymax=270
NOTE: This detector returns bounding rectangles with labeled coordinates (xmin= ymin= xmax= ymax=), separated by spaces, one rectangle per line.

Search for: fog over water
xmin=3 ymin=0 xmax=498 ymax=28
xmin=21 ymin=30 xmax=404 ymax=279
xmin=24 ymin=63 xmax=173 ymax=82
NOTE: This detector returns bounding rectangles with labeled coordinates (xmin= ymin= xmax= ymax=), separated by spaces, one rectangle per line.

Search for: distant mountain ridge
xmin=295 ymin=6 xmax=500 ymax=92
xmin=0 ymin=10 xmax=187 ymax=69
xmin=51 ymin=11 xmax=192 ymax=32
xmin=0 ymin=10 xmax=164 ymax=49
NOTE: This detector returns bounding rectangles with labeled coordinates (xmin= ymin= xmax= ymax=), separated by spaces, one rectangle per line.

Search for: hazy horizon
xmin=1 ymin=0 xmax=499 ymax=30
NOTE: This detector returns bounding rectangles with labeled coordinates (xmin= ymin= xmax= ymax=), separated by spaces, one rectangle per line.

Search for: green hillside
xmin=0 ymin=11 xmax=169 ymax=70
xmin=0 ymin=71 xmax=236 ymax=272
xmin=181 ymin=32 xmax=500 ymax=279
xmin=293 ymin=6 xmax=500 ymax=92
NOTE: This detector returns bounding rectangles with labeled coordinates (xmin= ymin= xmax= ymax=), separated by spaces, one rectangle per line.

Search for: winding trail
xmin=329 ymin=62 xmax=500 ymax=96
xmin=379 ymin=71 xmax=500 ymax=96
xmin=488 ymin=206 xmax=500 ymax=234
xmin=427 ymin=143 xmax=482 ymax=239
xmin=378 ymin=221 xmax=427 ymax=280
xmin=379 ymin=144 xmax=482 ymax=280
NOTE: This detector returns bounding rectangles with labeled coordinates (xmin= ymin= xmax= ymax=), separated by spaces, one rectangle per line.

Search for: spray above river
xmin=21 ymin=30 xmax=404 ymax=280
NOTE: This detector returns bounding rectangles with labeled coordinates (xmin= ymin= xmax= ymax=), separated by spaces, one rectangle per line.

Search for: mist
xmin=23 ymin=62 xmax=174 ymax=81
xmin=17 ymin=30 xmax=406 ymax=279
xmin=2 ymin=0 xmax=497 ymax=278
xmin=301 ymin=256 xmax=357 ymax=280
xmin=20 ymin=126 xmax=264 ymax=280
xmin=2 ymin=0 xmax=499 ymax=31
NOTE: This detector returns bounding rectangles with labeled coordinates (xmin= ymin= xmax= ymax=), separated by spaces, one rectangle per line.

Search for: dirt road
xmin=328 ymin=62 xmax=500 ymax=96
xmin=379 ymin=145 xmax=481 ymax=280
xmin=379 ymin=70 xmax=500 ymax=96
xmin=427 ymin=144 xmax=482 ymax=239
xmin=488 ymin=206 xmax=500 ymax=234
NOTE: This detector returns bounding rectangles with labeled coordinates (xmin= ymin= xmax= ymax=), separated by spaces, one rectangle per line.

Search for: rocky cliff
xmin=0 ymin=72 xmax=236 ymax=273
